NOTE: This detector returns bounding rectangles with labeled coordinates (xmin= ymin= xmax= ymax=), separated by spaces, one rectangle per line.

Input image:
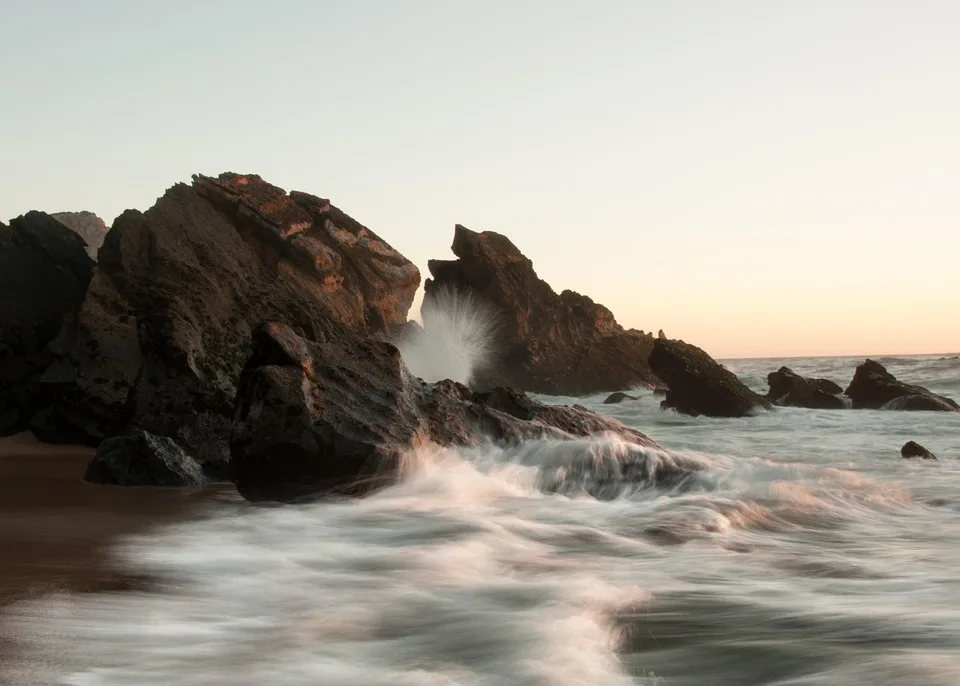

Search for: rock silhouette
xmin=766 ymin=366 xmax=845 ymax=410
xmin=845 ymin=360 xmax=958 ymax=412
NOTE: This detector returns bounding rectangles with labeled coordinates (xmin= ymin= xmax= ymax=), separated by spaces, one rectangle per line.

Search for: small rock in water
xmin=900 ymin=441 xmax=937 ymax=460
xmin=603 ymin=392 xmax=639 ymax=404
xmin=84 ymin=430 xmax=207 ymax=485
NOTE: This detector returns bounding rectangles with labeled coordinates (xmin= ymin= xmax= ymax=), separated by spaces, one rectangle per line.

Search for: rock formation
xmin=84 ymin=430 xmax=207 ymax=485
xmin=230 ymin=321 xmax=696 ymax=502
xmin=648 ymin=338 xmax=772 ymax=417
xmin=0 ymin=213 xmax=95 ymax=436
xmin=50 ymin=211 xmax=109 ymax=259
xmin=900 ymin=441 xmax=937 ymax=460
xmin=34 ymin=173 xmax=421 ymax=473
xmin=766 ymin=366 xmax=846 ymax=410
xmin=423 ymin=225 xmax=657 ymax=395
xmin=845 ymin=360 xmax=958 ymax=412
xmin=603 ymin=392 xmax=639 ymax=404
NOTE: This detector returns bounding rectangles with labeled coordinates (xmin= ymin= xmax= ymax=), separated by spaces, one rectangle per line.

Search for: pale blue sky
xmin=2 ymin=0 xmax=958 ymax=357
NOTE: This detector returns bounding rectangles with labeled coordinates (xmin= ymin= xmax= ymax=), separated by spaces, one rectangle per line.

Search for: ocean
xmin=2 ymin=354 xmax=959 ymax=685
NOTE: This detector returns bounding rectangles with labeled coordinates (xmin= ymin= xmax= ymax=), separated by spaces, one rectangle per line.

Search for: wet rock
xmin=603 ymin=392 xmax=639 ymax=404
xmin=423 ymin=225 xmax=658 ymax=395
xmin=648 ymin=338 xmax=772 ymax=417
xmin=845 ymin=360 xmax=958 ymax=412
xmin=900 ymin=441 xmax=937 ymax=460
xmin=50 ymin=211 xmax=109 ymax=259
xmin=0 ymin=213 xmax=95 ymax=436
xmin=230 ymin=321 xmax=672 ymax=502
xmin=84 ymin=430 xmax=205 ymax=485
xmin=37 ymin=173 xmax=421 ymax=471
xmin=766 ymin=366 xmax=846 ymax=410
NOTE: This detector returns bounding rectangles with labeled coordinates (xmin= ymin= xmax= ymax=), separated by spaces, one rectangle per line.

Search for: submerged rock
xmin=0 ymin=213 xmax=95 ymax=436
xmin=845 ymin=360 xmax=958 ymax=412
xmin=84 ymin=430 xmax=206 ymax=486
xmin=50 ymin=211 xmax=109 ymax=260
xmin=423 ymin=225 xmax=658 ymax=395
xmin=230 ymin=321 xmax=682 ymax=502
xmin=766 ymin=366 xmax=846 ymax=410
xmin=603 ymin=392 xmax=639 ymax=404
xmin=900 ymin=441 xmax=937 ymax=460
xmin=648 ymin=338 xmax=772 ymax=417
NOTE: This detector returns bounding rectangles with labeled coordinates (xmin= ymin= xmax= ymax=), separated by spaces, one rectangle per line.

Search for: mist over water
xmin=3 ymin=355 xmax=960 ymax=685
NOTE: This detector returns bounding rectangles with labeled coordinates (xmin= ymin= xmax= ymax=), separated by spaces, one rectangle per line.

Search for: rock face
xmin=603 ymin=392 xmax=639 ymax=404
xmin=766 ymin=367 xmax=846 ymax=410
xmin=423 ymin=225 xmax=657 ymax=395
xmin=84 ymin=430 xmax=206 ymax=485
xmin=0 ymin=213 xmax=95 ymax=436
xmin=230 ymin=322 xmax=690 ymax=502
xmin=649 ymin=338 xmax=772 ymax=417
xmin=845 ymin=360 xmax=959 ymax=412
xmin=901 ymin=441 xmax=937 ymax=460
xmin=36 ymin=173 xmax=421 ymax=471
xmin=50 ymin=211 xmax=109 ymax=259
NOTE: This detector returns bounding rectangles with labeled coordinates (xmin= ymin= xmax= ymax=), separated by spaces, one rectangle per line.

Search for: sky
xmin=1 ymin=0 xmax=958 ymax=358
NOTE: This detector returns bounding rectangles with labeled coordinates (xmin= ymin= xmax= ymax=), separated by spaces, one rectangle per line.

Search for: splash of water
xmin=396 ymin=286 xmax=499 ymax=387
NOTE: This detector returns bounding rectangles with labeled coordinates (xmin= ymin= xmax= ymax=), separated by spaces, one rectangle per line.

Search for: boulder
xmin=0 ymin=213 xmax=95 ymax=436
xmin=648 ymin=338 xmax=772 ymax=417
xmin=50 ymin=211 xmax=109 ymax=259
xmin=84 ymin=430 xmax=206 ymax=485
xmin=423 ymin=225 xmax=658 ymax=395
xmin=900 ymin=441 xmax=937 ymax=460
xmin=230 ymin=321 xmax=695 ymax=502
xmin=36 ymin=173 xmax=421 ymax=473
xmin=603 ymin=392 xmax=639 ymax=404
xmin=766 ymin=366 xmax=846 ymax=410
xmin=845 ymin=360 xmax=958 ymax=412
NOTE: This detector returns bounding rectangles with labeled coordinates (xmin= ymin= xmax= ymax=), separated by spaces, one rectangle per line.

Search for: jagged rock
xmin=845 ymin=360 xmax=958 ymax=412
xmin=649 ymin=338 xmax=772 ymax=417
xmin=766 ymin=366 xmax=846 ymax=410
xmin=84 ymin=430 xmax=206 ymax=485
xmin=230 ymin=322 xmax=694 ymax=502
xmin=901 ymin=441 xmax=937 ymax=460
xmin=50 ymin=211 xmax=109 ymax=259
xmin=0 ymin=213 xmax=95 ymax=436
xmin=423 ymin=225 xmax=658 ymax=395
xmin=36 ymin=173 xmax=421 ymax=470
xmin=603 ymin=392 xmax=639 ymax=404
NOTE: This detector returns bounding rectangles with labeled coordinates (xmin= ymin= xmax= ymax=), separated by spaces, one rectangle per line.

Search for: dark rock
xmin=766 ymin=366 xmax=846 ymax=410
xmin=900 ymin=441 xmax=937 ymax=460
xmin=845 ymin=360 xmax=958 ymax=412
xmin=230 ymin=322 xmax=693 ymax=502
xmin=0 ymin=213 xmax=95 ymax=436
xmin=50 ymin=211 xmax=109 ymax=259
xmin=423 ymin=225 xmax=658 ymax=395
xmin=604 ymin=392 xmax=639 ymax=404
xmin=84 ymin=430 xmax=205 ymax=485
xmin=649 ymin=338 xmax=772 ymax=417
xmin=37 ymin=173 xmax=421 ymax=471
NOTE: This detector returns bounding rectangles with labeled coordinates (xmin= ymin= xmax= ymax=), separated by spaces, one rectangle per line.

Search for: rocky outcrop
xmin=35 ymin=173 xmax=421 ymax=472
xmin=649 ymin=338 xmax=772 ymax=417
xmin=50 ymin=211 xmax=109 ymax=259
xmin=0 ymin=213 xmax=95 ymax=436
xmin=423 ymin=225 xmax=657 ymax=395
xmin=901 ymin=441 xmax=937 ymax=460
xmin=604 ymin=392 xmax=639 ymax=404
xmin=766 ymin=366 xmax=846 ymax=410
xmin=84 ymin=430 xmax=206 ymax=485
xmin=230 ymin=321 xmax=694 ymax=502
xmin=845 ymin=360 xmax=958 ymax=412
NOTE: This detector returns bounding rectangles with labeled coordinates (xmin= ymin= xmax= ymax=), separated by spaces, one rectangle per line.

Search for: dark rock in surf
xmin=648 ymin=338 xmax=772 ymax=417
xmin=50 ymin=211 xmax=109 ymax=260
xmin=84 ymin=430 xmax=206 ymax=485
xmin=0 ymin=213 xmax=95 ymax=437
xmin=36 ymin=173 xmax=421 ymax=473
xmin=604 ymin=392 xmax=639 ymax=404
xmin=230 ymin=321 xmax=687 ymax=502
xmin=900 ymin=441 xmax=937 ymax=460
xmin=766 ymin=366 xmax=846 ymax=410
xmin=423 ymin=224 xmax=659 ymax=395
xmin=845 ymin=360 xmax=958 ymax=412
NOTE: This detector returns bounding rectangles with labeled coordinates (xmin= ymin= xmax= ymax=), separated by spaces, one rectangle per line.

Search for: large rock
xmin=84 ymin=430 xmax=206 ymax=485
xmin=36 ymin=173 xmax=421 ymax=472
xmin=0 ymin=213 xmax=95 ymax=436
xmin=845 ymin=360 xmax=959 ymax=412
xmin=649 ymin=338 xmax=772 ymax=417
xmin=900 ymin=441 xmax=937 ymax=460
xmin=423 ymin=225 xmax=657 ymax=395
xmin=766 ymin=366 xmax=846 ymax=410
xmin=231 ymin=321 xmax=695 ymax=502
xmin=50 ymin=211 xmax=109 ymax=259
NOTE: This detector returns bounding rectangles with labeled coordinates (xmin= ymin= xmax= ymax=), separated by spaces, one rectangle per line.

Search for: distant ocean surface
xmin=4 ymin=355 xmax=960 ymax=685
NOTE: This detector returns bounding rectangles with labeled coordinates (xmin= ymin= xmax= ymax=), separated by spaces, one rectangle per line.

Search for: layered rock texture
xmin=845 ymin=360 xmax=958 ymax=412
